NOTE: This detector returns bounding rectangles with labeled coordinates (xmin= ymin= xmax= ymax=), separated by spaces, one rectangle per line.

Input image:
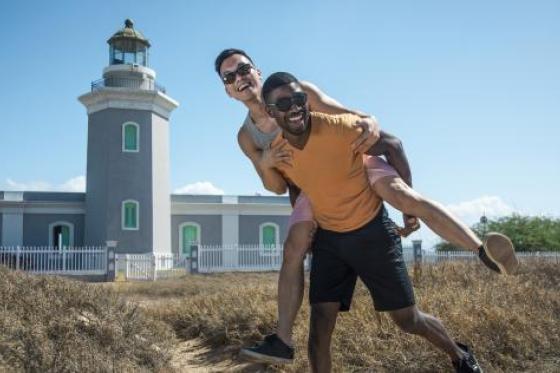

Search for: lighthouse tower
xmin=78 ymin=19 xmax=179 ymax=254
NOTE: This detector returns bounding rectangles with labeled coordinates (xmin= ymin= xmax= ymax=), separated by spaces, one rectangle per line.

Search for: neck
xmin=244 ymin=95 xmax=268 ymax=120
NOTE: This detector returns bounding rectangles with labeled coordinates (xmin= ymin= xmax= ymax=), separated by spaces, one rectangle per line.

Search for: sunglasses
xmin=221 ymin=63 xmax=253 ymax=85
xmin=268 ymin=92 xmax=308 ymax=112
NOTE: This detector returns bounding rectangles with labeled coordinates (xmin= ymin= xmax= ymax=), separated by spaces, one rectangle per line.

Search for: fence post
xmin=62 ymin=246 xmax=67 ymax=272
xmin=16 ymin=246 xmax=21 ymax=270
xmin=412 ymin=240 xmax=422 ymax=280
xmin=105 ymin=241 xmax=117 ymax=282
xmin=151 ymin=254 xmax=157 ymax=281
xmin=412 ymin=240 xmax=423 ymax=264
xmin=125 ymin=254 xmax=129 ymax=280
xmin=190 ymin=244 xmax=199 ymax=274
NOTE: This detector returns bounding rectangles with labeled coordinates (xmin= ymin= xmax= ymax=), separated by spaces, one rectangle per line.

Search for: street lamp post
xmin=480 ymin=215 xmax=488 ymax=237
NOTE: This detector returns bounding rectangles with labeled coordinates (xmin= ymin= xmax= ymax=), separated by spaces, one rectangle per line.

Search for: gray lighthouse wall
xmin=151 ymin=113 xmax=171 ymax=253
xmin=84 ymin=108 xmax=154 ymax=253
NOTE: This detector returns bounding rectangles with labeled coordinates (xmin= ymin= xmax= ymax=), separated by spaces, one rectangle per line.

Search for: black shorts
xmin=309 ymin=205 xmax=415 ymax=312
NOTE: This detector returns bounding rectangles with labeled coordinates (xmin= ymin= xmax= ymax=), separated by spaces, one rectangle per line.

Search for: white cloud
xmin=4 ymin=176 xmax=86 ymax=192
xmin=58 ymin=176 xmax=86 ymax=192
xmin=445 ymin=195 xmax=515 ymax=225
xmin=173 ymin=181 xmax=224 ymax=195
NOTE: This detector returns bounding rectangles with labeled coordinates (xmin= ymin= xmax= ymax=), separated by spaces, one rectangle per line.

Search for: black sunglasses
xmin=221 ymin=63 xmax=253 ymax=85
xmin=268 ymin=92 xmax=308 ymax=112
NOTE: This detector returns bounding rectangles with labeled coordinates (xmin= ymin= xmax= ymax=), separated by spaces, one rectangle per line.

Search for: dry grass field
xmin=1 ymin=261 xmax=559 ymax=372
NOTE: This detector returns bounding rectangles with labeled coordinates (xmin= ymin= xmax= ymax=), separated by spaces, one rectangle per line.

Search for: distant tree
xmin=435 ymin=214 xmax=560 ymax=252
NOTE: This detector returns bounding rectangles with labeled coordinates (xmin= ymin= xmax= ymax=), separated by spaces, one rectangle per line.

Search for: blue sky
xmin=1 ymin=0 xmax=558 ymax=246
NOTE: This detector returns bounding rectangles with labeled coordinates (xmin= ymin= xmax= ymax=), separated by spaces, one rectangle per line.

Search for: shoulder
xmin=300 ymin=80 xmax=320 ymax=95
xmin=237 ymin=126 xmax=258 ymax=155
xmin=311 ymin=112 xmax=360 ymax=132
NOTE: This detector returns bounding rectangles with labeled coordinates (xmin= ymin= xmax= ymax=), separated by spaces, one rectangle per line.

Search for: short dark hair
xmin=214 ymin=48 xmax=255 ymax=75
xmin=262 ymin=72 xmax=300 ymax=103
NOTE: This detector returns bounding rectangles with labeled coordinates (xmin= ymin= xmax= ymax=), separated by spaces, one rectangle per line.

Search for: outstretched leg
xmin=388 ymin=305 xmax=482 ymax=372
xmin=374 ymin=176 xmax=481 ymax=251
xmin=372 ymin=175 xmax=518 ymax=273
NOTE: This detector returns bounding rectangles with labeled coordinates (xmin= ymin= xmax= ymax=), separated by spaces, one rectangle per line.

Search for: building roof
xmin=107 ymin=19 xmax=150 ymax=47
xmin=0 ymin=191 xmax=290 ymax=205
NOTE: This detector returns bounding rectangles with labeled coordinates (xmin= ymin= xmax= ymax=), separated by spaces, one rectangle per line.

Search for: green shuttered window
xmin=122 ymin=200 xmax=139 ymax=230
xmin=123 ymin=122 xmax=139 ymax=152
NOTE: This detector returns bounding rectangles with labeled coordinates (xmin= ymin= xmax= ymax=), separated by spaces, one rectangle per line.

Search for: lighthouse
xmin=78 ymin=19 xmax=179 ymax=254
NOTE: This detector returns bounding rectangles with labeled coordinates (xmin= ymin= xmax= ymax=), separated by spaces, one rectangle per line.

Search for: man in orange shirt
xmin=262 ymin=72 xmax=483 ymax=373
xmin=216 ymin=49 xmax=517 ymax=366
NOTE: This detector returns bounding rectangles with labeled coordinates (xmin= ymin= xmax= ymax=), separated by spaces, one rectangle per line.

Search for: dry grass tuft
xmin=116 ymin=261 xmax=560 ymax=372
xmin=0 ymin=267 xmax=175 ymax=372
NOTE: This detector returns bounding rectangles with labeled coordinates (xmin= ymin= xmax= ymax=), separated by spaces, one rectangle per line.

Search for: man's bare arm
xmin=301 ymin=81 xmax=380 ymax=153
xmin=237 ymin=128 xmax=289 ymax=194
xmin=366 ymin=131 xmax=412 ymax=187
xmin=301 ymin=81 xmax=369 ymax=117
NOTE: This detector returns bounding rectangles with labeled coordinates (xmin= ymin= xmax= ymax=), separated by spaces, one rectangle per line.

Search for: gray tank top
xmin=241 ymin=113 xmax=281 ymax=150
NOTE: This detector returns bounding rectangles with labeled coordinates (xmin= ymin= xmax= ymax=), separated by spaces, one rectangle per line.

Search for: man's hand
xmin=351 ymin=116 xmax=380 ymax=153
xmin=396 ymin=214 xmax=420 ymax=237
xmin=260 ymin=139 xmax=293 ymax=169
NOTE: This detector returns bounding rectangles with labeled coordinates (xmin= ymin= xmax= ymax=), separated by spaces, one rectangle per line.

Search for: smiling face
xmin=265 ymin=82 xmax=310 ymax=137
xmin=219 ymin=53 xmax=262 ymax=102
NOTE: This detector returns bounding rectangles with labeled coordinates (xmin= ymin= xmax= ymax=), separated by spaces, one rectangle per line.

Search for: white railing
xmin=0 ymin=246 xmax=107 ymax=275
xmin=197 ymin=244 xmax=311 ymax=273
xmin=422 ymin=250 xmax=478 ymax=264
xmin=111 ymin=247 xmax=560 ymax=281
xmin=116 ymin=253 xmax=189 ymax=281
xmin=421 ymin=250 xmax=560 ymax=264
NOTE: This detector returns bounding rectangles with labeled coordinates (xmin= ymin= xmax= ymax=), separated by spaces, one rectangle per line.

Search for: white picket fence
xmin=115 ymin=253 xmax=190 ymax=281
xmin=0 ymin=246 xmax=107 ymax=275
xmin=197 ymin=244 xmax=303 ymax=273
xmin=109 ymin=246 xmax=560 ymax=281
xmin=422 ymin=250 xmax=560 ymax=264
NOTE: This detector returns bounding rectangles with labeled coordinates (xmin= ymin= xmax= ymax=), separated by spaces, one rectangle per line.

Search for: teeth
xmin=238 ymin=83 xmax=250 ymax=92
xmin=289 ymin=112 xmax=303 ymax=120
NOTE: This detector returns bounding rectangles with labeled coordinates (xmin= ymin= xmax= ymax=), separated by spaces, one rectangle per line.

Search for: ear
xmin=256 ymin=68 xmax=262 ymax=80
xmin=265 ymin=105 xmax=275 ymax=117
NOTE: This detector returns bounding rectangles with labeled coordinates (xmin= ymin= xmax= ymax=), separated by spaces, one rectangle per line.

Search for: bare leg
xmin=388 ymin=305 xmax=464 ymax=362
xmin=308 ymin=302 xmax=340 ymax=373
xmin=373 ymin=176 xmax=482 ymax=251
xmin=277 ymin=221 xmax=316 ymax=345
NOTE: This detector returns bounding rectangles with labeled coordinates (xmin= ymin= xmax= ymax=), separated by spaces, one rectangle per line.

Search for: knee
xmin=283 ymin=237 xmax=310 ymax=264
xmin=393 ymin=313 xmax=426 ymax=335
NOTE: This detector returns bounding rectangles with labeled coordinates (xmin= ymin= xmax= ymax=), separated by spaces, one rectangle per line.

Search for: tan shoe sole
xmin=484 ymin=232 xmax=519 ymax=275
xmin=239 ymin=348 xmax=293 ymax=364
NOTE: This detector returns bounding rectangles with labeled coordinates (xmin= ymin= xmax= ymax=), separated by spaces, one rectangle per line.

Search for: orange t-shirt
xmin=273 ymin=112 xmax=382 ymax=232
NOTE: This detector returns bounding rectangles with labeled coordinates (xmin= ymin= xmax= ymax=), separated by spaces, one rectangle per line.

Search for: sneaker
xmin=453 ymin=342 xmax=483 ymax=373
xmin=479 ymin=232 xmax=519 ymax=275
xmin=239 ymin=334 xmax=294 ymax=364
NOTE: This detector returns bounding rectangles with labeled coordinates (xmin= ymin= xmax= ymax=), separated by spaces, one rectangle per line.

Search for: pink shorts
xmin=287 ymin=156 xmax=398 ymax=229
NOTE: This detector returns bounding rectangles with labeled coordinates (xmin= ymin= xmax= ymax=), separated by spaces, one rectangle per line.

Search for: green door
xmin=61 ymin=226 xmax=70 ymax=247
xmin=262 ymin=225 xmax=276 ymax=249
xmin=54 ymin=225 xmax=70 ymax=248
xmin=182 ymin=225 xmax=199 ymax=256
